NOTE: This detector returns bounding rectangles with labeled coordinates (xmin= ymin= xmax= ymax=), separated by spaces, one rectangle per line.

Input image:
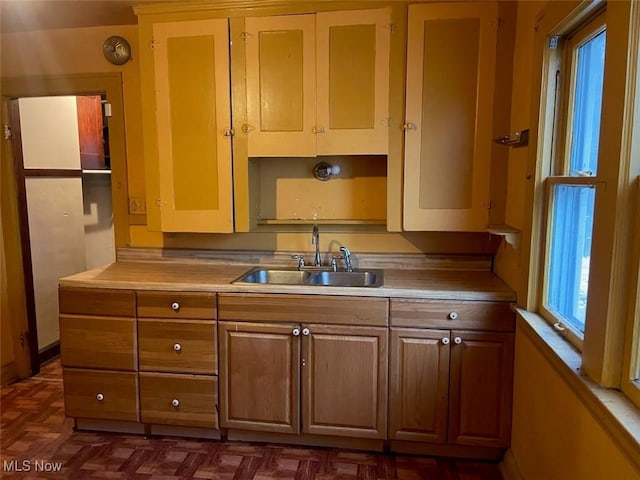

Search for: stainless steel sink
xmin=308 ymin=270 xmax=383 ymax=287
xmin=232 ymin=267 xmax=383 ymax=288
xmin=234 ymin=268 xmax=312 ymax=285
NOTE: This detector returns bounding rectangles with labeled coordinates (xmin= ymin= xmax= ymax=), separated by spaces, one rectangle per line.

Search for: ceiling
xmin=0 ymin=1 xmax=170 ymax=33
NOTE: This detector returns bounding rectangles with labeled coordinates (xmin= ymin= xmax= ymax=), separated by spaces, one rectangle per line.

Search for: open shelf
xmin=257 ymin=219 xmax=386 ymax=226
xmin=487 ymin=224 xmax=521 ymax=235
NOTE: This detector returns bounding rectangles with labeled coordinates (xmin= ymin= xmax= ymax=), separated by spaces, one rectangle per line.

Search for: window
xmin=540 ymin=13 xmax=606 ymax=347
xmin=530 ymin=0 xmax=640 ymax=408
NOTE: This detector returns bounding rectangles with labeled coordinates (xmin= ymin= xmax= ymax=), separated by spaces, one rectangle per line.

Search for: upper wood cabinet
xmin=138 ymin=17 xmax=234 ymax=232
xmin=244 ymin=8 xmax=391 ymax=157
xmin=403 ymin=2 xmax=498 ymax=231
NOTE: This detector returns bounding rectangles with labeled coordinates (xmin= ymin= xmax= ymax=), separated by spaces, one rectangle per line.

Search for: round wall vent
xmin=103 ymin=36 xmax=131 ymax=65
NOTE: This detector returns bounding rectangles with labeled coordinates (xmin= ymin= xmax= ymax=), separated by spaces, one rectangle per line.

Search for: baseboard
xmin=0 ymin=361 xmax=17 ymax=387
xmin=500 ymin=449 xmax=524 ymax=480
xmin=228 ymin=429 xmax=384 ymax=452
xmin=389 ymin=440 xmax=504 ymax=461
xmin=39 ymin=341 xmax=60 ymax=365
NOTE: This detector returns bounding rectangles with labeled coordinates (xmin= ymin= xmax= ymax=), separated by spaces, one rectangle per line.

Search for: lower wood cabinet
xmin=140 ymin=372 xmax=218 ymax=428
xmin=219 ymin=321 xmax=300 ymax=434
xmin=218 ymin=320 xmax=388 ymax=439
xmin=448 ymin=330 xmax=514 ymax=447
xmin=63 ymin=368 xmax=138 ymax=422
xmin=138 ymin=319 xmax=217 ymax=374
xmin=137 ymin=291 xmax=219 ymax=430
xmin=303 ymin=324 xmax=387 ymax=439
xmin=389 ymin=328 xmax=450 ymax=443
xmin=389 ymin=327 xmax=514 ymax=448
xmin=59 ymin=286 xmax=515 ymax=456
xmin=59 ymin=287 xmax=138 ymax=423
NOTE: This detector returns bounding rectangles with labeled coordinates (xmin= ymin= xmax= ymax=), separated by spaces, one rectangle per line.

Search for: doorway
xmin=1 ymin=73 xmax=129 ymax=378
xmin=10 ymin=95 xmax=116 ymax=370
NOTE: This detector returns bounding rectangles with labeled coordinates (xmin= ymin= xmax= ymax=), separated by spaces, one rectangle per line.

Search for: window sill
xmin=516 ymin=308 xmax=640 ymax=471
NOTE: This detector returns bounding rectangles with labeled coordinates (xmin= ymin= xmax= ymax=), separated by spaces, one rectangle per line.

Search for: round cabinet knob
xmin=171 ymin=399 xmax=180 ymax=407
xmin=173 ymin=343 xmax=182 ymax=352
xmin=442 ymin=337 xmax=450 ymax=345
xmin=292 ymin=328 xmax=301 ymax=336
xmin=302 ymin=328 xmax=310 ymax=336
xmin=96 ymin=393 xmax=104 ymax=401
xmin=171 ymin=302 xmax=180 ymax=312
xmin=454 ymin=337 xmax=463 ymax=344
xmin=448 ymin=311 xmax=458 ymax=320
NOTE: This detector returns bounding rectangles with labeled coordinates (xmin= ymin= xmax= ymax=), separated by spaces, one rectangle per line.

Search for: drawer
xmin=60 ymin=315 xmax=136 ymax=370
xmin=390 ymin=299 xmax=514 ymax=331
xmin=59 ymin=287 xmax=135 ymax=317
xmin=138 ymin=319 xmax=217 ymax=374
xmin=63 ymin=368 xmax=138 ymax=422
xmin=218 ymin=293 xmax=389 ymax=326
xmin=140 ymin=372 xmax=218 ymax=429
xmin=137 ymin=291 xmax=216 ymax=319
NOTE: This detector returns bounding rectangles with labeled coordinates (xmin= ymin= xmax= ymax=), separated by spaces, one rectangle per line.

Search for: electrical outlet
xmin=129 ymin=197 xmax=146 ymax=215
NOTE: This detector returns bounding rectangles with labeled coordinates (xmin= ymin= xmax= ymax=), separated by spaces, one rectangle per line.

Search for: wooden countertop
xmin=59 ymin=262 xmax=516 ymax=302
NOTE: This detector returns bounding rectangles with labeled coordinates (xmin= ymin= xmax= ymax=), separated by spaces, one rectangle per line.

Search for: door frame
xmin=1 ymin=73 xmax=130 ymax=376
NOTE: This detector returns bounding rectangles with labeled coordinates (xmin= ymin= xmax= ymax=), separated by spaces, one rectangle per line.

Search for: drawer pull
xmin=171 ymin=399 xmax=180 ymax=408
xmin=448 ymin=311 xmax=458 ymax=320
xmin=292 ymin=328 xmax=301 ymax=336
xmin=454 ymin=336 xmax=463 ymax=344
xmin=441 ymin=337 xmax=450 ymax=345
xmin=171 ymin=302 xmax=180 ymax=312
xmin=173 ymin=343 xmax=182 ymax=352
xmin=96 ymin=393 xmax=105 ymax=401
xmin=302 ymin=327 xmax=310 ymax=336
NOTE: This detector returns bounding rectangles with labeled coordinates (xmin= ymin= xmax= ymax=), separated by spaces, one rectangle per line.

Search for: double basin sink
xmin=233 ymin=267 xmax=384 ymax=288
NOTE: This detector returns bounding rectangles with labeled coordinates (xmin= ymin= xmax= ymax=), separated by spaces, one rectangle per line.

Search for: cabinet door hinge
xmin=240 ymin=32 xmax=252 ymax=41
xmin=150 ymin=39 xmax=159 ymax=49
xmin=20 ymin=332 xmax=26 ymax=348
xmin=3 ymin=124 xmax=11 ymax=140
xmin=129 ymin=197 xmax=147 ymax=215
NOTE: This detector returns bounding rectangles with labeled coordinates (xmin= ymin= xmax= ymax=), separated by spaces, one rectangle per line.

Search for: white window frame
xmin=538 ymin=11 xmax=606 ymax=351
xmin=524 ymin=0 xmax=640 ymax=396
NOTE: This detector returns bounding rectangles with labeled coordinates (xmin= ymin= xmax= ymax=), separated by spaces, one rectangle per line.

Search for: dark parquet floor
xmin=0 ymin=359 xmax=503 ymax=479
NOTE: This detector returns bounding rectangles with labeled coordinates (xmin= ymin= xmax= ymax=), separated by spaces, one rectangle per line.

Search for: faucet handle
xmin=291 ymin=254 xmax=305 ymax=269
xmin=330 ymin=255 xmax=345 ymax=272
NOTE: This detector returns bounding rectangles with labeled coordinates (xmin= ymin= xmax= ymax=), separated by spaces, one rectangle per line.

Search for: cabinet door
xmin=388 ymin=328 xmax=449 ymax=443
xmin=316 ymin=8 xmax=390 ymax=155
xmin=403 ymin=2 xmax=497 ymax=231
xmin=302 ymin=324 xmax=387 ymax=439
xmin=218 ymin=321 xmax=300 ymax=434
xmin=448 ymin=330 xmax=514 ymax=447
xmin=245 ymin=14 xmax=316 ymax=157
xmin=150 ymin=18 xmax=233 ymax=232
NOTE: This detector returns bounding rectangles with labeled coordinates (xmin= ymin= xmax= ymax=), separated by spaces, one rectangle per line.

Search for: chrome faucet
xmin=312 ymin=225 xmax=321 ymax=267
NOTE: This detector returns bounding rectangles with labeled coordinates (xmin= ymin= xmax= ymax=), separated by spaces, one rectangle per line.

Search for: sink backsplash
xmin=117 ymin=247 xmax=492 ymax=271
